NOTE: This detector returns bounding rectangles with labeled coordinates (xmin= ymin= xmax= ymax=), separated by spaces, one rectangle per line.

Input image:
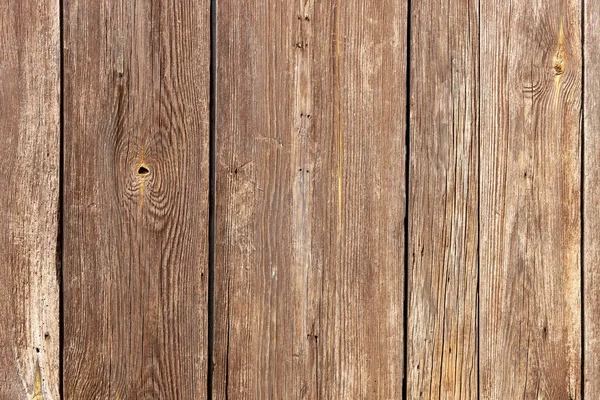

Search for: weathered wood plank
xmin=63 ymin=0 xmax=210 ymax=397
xmin=407 ymin=0 xmax=479 ymax=396
xmin=0 ymin=0 xmax=60 ymax=397
xmin=584 ymin=0 xmax=600 ymax=395
xmin=480 ymin=0 xmax=582 ymax=397
xmin=213 ymin=0 xmax=407 ymax=397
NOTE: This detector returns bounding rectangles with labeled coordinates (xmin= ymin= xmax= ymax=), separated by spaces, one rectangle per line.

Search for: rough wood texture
xmin=584 ymin=0 xmax=600 ymax=395
xmin=0 ymin=0 xmax=60 ymax=398
xmin=3 ymin=0 xmax=597 ymax=396
xmin=63 ymin=0 xmax=210 ymax=397
xmin=480 ymin=0 xmax=582 ymax=397
xmin=407 ymin=0 xmax=479 ymax=396
xmin=213 ymin=0 xmax=407 ymax=397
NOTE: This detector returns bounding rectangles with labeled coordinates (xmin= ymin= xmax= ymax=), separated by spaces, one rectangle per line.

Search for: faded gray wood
xmin=480 ymin=0 xmax=582 ymax=397
xmin=0 ymin=0 xmax=61 ymax=398
xmin=407 ymin=0 xmax=479 ymax=396
xmin=213 ymin=0 xmax=407 ymax=397
xmin=584 ymin=0 xmax=600 ymax=395
xmin=63 ymin=0 xmax=210 ymax=397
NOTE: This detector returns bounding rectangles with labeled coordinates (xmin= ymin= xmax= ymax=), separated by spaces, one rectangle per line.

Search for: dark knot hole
xmin=138 ymin=166 xmax=150 ymax=176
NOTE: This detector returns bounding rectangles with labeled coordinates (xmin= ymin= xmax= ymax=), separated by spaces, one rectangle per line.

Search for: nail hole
xmin=35 ymin=348 xmax=40 ymax=353
xmin=138 ymin=166 xmax=150 ymax=176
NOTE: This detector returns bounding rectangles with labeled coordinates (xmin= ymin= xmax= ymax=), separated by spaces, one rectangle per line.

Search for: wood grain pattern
xmin=213 ymin=0 xmax=407 ymax=397
xmin=584 ymin=0 xmax=600 ymax=395
xmin=0 ymin=0 xmax=60 ymax=397
xmin=1 ymin=0 xmax=595 ymax=396
xmin=480 ymin=0 xmax=582 ymax=397
xmin=407 ymin=0 xmax=479 ymax=396
xmin=63 ymin=0 xmax=210 ymax=397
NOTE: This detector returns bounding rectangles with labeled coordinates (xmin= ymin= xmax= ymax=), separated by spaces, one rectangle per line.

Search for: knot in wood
xmin=553 ymin=55 xmax=564 ymax=76
xmin=137 ymin=164 xmax=150 ymax=177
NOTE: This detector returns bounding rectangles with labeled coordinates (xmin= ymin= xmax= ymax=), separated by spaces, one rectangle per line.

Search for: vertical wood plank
xmin=480 ymin=0 xmax=582 ymax=397
xmin=213 ymin=0 xmax=407 ymax=397
xmin=63 ymin=0 xmax=210 ymax=397
xmin=0 ymin=0 xmax=60 ymax=398
xmin=584 ymin=0 xmax=600 ymax=395
xmin=314 ymin=2 xmax=406 ymax=397
xmin=407 ymin=0 xmax=479 ymax=396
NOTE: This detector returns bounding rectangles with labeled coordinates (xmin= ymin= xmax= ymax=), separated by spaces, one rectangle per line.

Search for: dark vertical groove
xmin=580 ymin=0 xmax=585 ymax=397
xmin=207 ymin=0 xmax=217 ymax=396
xmin=476 ymin=0 xmax=481 ymax=397
xmin=58 ymin=0 xmax=65 ymax=395
xmin=402 ymin=0 xmax=411 ymax=397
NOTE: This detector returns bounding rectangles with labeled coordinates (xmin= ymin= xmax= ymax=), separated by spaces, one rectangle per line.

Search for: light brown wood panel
xmin=63 ymin=0 xmax=210 ymax=397
xmin=0 ymin=0 xmax=60 ymax=398
xmin=407 ymin=0 xmax=479 ymax=396
xmin=584 ymin=0 xmax=600 ymax=395
xmin=480 ymin=0 xmax=582 ymax=397
xmin=213 ymin=0 xmax=407 ymax=397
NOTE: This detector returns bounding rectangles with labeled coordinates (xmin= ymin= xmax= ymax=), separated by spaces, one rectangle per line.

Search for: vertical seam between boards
xmin=476 ymin=0 xmax=481 ymax=397
xmin=58 ymin=0 xmax=65 ymax=395
xmin=402 ymin=0 xmax=412 ymax=397
xmin=580 ymin=0 xmax=585 ymax=397
xmin=207 ymin=0 xmax=217 ymax=396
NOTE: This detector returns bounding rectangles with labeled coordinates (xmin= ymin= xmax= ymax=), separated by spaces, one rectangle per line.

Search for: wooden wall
xmin=0 ymin=0 xmax=595 ymax=398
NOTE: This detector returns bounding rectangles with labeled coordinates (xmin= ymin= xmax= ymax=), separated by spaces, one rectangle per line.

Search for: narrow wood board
xmin=407 ymin=0 xmax=479 ymax=396
xmin=584 ymin=0 xmax=600 ymax=395
xmin=0 ymin=0 xmax=61 ymax=398
xmin=213 ymin=0 xmax=407 ymax=397
xmin=63 ymin=0 xmax=210 ymax=397
xmin=479 ymin=0 xmax=582 ymax=397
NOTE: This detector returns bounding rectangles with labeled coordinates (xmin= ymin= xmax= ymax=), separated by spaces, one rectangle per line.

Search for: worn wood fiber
xmin=213 ymin=0 xmax=407 ymax=397
xmin=480 ymin=0 xmax=582 ymax=397
xmin=407 ymin=0 xmax=479 ymax=397
xmin=0 ymin=0 xmax=61 ymax=398
xmin=63 ymin=0 xmax=210 ymax=397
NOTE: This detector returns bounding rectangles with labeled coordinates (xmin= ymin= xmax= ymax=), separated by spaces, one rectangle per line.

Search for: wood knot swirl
xmin=553 ymin=51 xmax=565 ymax=76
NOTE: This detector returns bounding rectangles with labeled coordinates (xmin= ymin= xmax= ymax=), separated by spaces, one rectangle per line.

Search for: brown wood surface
xmin=62 ymin=0 xmax=210 ymax=397
xmin=407 ymin=0 xmax=479 ymax=397
xmin=585 ymin=0 xmax=600 ymax=395
xmin=212 ymin=0 xmax=407 ymax=397
xmin=0 ymin=0 xmax=61 ymax=398
xmin=479 ymin=0 xmax=582 ymax=398
xmin=2 ymin=0 xmax=598 ymax=397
